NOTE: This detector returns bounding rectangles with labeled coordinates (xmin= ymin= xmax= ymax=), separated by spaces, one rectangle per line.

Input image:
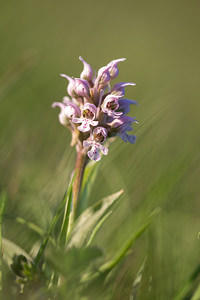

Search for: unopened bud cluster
xmin=52 ymin=57 xmax=137 ymax=161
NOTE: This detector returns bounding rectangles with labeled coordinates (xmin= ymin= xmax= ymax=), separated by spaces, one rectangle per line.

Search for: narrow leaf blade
xmin=79 ymin=160 xmax=99 ymax=214
xmin=67 ymin=190 xmax=124 ymax=248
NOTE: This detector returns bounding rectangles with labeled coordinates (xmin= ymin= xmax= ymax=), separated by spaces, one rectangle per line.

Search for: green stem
xmin=73 ymin=149 xmax=87 ymax=219
xmin=34 ymin=147 xmax=87 ymax=265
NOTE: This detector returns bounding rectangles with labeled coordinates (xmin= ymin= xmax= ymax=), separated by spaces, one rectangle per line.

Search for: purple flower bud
xmin=95 ymin=65 xmax=111 ymax=90
xmin=52 ymin=102 xmax=69 ymax=126
xmin=52 ymin=101 xmax=81 ymax=126
xmin=60 ymin=74 xmax=90 ymax=99
xmin=83 ymin=127 xmax=108 ymax=161
xmin=74 ymin=78 xmax=90 ymax=98
xmin=60 ymin=74 xmax=76 ymax=98
xmin=111 ymin=82 xmax=136 ymax=97
xmin=79 ymin=56 xmax=93 ymax=82
xmin=107 ymin=58 xmax=126 ymax=80
xmin=64 ymin=103 xmax=81 ymax=119
xmin=72 ymin=103 xmax=98 ymax=132
xmin=101 ymin=94 xmax=123 ymax=118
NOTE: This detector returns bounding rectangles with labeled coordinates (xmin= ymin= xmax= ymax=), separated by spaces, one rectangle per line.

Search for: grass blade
xmin=0 ymin=192 xmax=7 ymax=294
xmin=191 ymin=283 xmax=200 ymax=300
xmin=34 ymin=172 xmax=76 ymax=265
xmin=58 ymin=174 xmax=74 ymax=249
xmin=130 ymin=257 xmax=147 ymax=300
xmin=99 ymin=208 xmax=160 ymax=274
xmin=173 ymin=264 xmax=200 ymax=300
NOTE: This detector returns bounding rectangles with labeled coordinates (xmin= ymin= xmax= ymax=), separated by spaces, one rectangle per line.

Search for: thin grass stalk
xmin=34 ymin=188 xmax=70 ymax=265
xmin=0 ymin=192 xmax=6 ymax=295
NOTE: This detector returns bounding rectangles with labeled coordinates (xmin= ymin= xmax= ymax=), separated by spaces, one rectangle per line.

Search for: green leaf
xmin=47 ymin=247 xmax=102 ymax=280
xmin=86 ymin=211 xmax=112 ymax=247
xmin=15 ymin=217 xmax=56 ymax=247
xmin=173 ymin=264 xmax=200 ymax=300
xmin=79 ymin=160 xmax=100 ymax=214
xmin=58 ymin=173 xmax=75 ymax=249
xmin=99 ymin=208 xmax=160 ymax=274
xmin=2 ymin=238 xmax=32 ymax=266
xmin=130 ymin=257 xmax=147 ymax=300
xmin=67 ymin=190 xmax=124 ymax=248
xmin=81 ymin=208 xmax=160 ymax=285
xmin=15 ymin=217 xmax=44 ymax=236
xmin=0 ymin=191 xmax=7 ymax=293
xmin=191 ymin=283 xmax=200 ymax=300
xmin=0 ymin=191 xmax=6 ymax=220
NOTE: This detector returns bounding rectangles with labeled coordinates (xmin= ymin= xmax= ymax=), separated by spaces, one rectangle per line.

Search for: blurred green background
xmin=1 ymin=0 xmax=200 ymax=299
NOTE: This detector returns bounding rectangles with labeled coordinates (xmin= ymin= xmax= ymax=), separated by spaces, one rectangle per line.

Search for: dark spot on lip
xmin=94 ymin=132 xmax=105 ymax=143
xmin=83 ymin=109 xmax=94 ymax=119
xmin=107 ymin=100 xmax=117 ymax=111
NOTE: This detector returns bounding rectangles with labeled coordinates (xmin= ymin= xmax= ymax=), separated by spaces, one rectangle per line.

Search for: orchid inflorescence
xmin=52 ymin=57 xmax=138 ymax=161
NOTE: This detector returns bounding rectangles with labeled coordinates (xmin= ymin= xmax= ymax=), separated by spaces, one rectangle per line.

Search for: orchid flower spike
xmin=83 ymin=127 xmax=108 ymax=161
xmin=53 ymin=57 xmax=138 ymax=162
xmin=72 ymin=103 xmax=98 ymax=132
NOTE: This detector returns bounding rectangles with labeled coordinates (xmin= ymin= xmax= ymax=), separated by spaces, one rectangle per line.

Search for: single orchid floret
xmin=101 ymin=94 xmax=123 ymax=118
xmin=74 ymin=78 xmax=90 ymax=99
xmin=83 ymin=127 xmax=108 ymax=161
xmin=52 ymin=101 xmax=81 ymax=126
xmin=118 ymin=99 xmax=138 ymax=114
xmin=72 ymin=103 xmax=98 ymax=132
xmin=111 ymin=82 xmax=136 ymax=97
xmin=79 ymin=56 xmax=93 ymax=83
xmin=107 ymin=58 xmax=126 ymax=80
xmin=52 ymin=102 xmax=68 ymax=126
xmin=108 ymin=115 xmax=137 ymax=144
xmin=95 ymin=65 xmax=111 ymax=91
xmin=60 ymin=74 xmax=76 ymax=98
xmin=60 ymin=74 xmax=90 ymax=99
xmin=64 ymin=102 xmax=81 ymax=119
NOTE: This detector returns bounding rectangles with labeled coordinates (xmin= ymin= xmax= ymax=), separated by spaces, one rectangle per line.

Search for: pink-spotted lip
xmin=83 ymin=139 xmax=108 ymax=161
